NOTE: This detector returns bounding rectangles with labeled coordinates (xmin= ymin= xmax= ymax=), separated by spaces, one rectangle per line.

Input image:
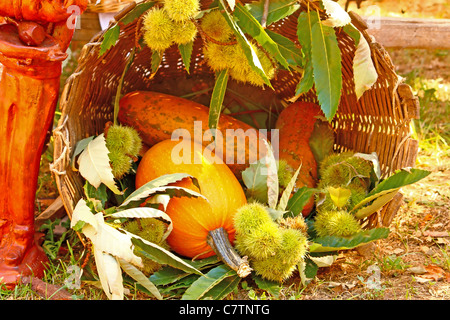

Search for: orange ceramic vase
xmin=0 ymin=0 xmax=86 ymax=287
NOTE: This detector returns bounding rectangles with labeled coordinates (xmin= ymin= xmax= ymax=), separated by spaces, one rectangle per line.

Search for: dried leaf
xmin=109 ymin=207 xmax=173 ymax=240
xmin=321 ymin=0 xmax=351 ymax=27
xmin=353 ymin=34 xmax=378 ymax=100
xmin=118 ymin=258 xmax=162 ymax=300
xmin=94 ymin=251 xmax=123 ymax=300
xmin=77 ymin=134 xmax=122 ymax=195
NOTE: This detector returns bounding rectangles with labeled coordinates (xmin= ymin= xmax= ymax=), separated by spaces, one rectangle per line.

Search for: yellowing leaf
xmin=353 ymin=34 xmax=378 ymax=100
xmin=77 ymin=134 xmax=122 ymax=195
xmin=328 ymin=186 xmax=352 ymax=208
xmin=322 ymin=0 xmax=351 ymax=27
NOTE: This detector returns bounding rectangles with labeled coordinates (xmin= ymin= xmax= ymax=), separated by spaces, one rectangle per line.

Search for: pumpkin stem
xmin=207 ymin=227 xmax=252 ymax=278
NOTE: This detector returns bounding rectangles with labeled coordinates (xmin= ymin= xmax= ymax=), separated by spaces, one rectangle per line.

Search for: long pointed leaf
xmin=131 ymin=237 xmax=204 ymax=276
xmin=309 ymin=227 xmax=390 ymax=252
xmin=110 ymin=207 xmax=173 ymax=240
xmin=246 ymin=0 xmax=300 ymax=26
xmin=181 ymin=264 xmax=236 ymax=300
xmin=120 ymin=173 xmax=202 ymax=207
xmin=178 ymin=41 xmax=194 ymax=74
xmin=209 ymin=69 xmax=229 ymax=131
xmin=218 ymin=0 xmax=271 ymax=87
xmin=311 ymin=20 xmax=342 ymax=120
xmin=266 ymin=29 xmax=304 ymax=67
xmin=118 ymin=258 xmax=163 ymax=300
xmin=277 ymin=165 xmax=301 ymax=211
xmin=295 ymin=11 xmax=319 ymax=95
xmin=234 ymin=3 xmax=290 ymax=69
xmin=351 ymin=168 xmax=431 ymax=218
xmin=201 ymin=275 xmax=241 ymax=300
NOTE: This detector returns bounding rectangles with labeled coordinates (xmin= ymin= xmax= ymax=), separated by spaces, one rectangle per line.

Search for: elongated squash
xmin=118 ymin=91 xmax=267 ymax=178
xmin=275 ymin=101 xmax=324 ymax=216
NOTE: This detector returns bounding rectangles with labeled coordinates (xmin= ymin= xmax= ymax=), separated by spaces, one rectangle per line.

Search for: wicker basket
xmin=52 ymin=1 xmax=420 ymax=229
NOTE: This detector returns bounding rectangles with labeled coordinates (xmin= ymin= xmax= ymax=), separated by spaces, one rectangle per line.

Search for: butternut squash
xmin=118 ymin=91 xmax=267 ymax=178
xmin=275 ymin=101 xmax=324 ymax=216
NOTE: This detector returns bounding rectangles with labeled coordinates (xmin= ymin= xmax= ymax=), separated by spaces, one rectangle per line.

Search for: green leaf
xmin=84 ymin=180 xmax=109 ymax=209
xmin=242 ymin=159 xmax=269 ymax=203
xmin=234 ymin=3 xmax=290 ymax=69
xmin=132 ymin=238 xmax=204 ymax=276
xmin=353 ymin=190 xmax=399 ymax=220
xmin=266 ymin=29 xmax=304 ymax=67
xmin=151 ymin=50 xmax=161 ymax=74
xmin=201 ymin=275 xmax=241 ymax=300
xmin=351 ymin=168 xmax=431 ymax=218
xmin=178 ymin=41 xmax=194 ymax=74
xmin=246 ymin=0 xmax=300 ymax=26
xmin=295 ymin=60 xmax=314 ymax=96
xmin=71 ymin=136 xmax=94 ymax=170
xmin=208 ymin=69 xmax=229 ymax=131
xmin=343 ymin=23 xmax=361 ymax=46
xmin=286 ymin=187 xmax=317 ymax=217
xmin=295 ymin=11 xmax=319 ymax=95
xmin=253 ymin=275 xmax=283 ymax=297
xmin=218 ymin=0 xmax=272 ymax=87
xmin=298 ymin=257 xmax=319 ymax=286
xmin=119 ymin=2 xmax=155 ymax=25
xmin=99 ymin=24 xmax=120 ymax=56
xmin=114 ymin=47 xmax=135 ymax=125
xmin=311 ymin=21 xmax=342 ymax=121
xmin=150 ymin=256 xmax=220 ymax=286
xmin=149 ymin=266 xmax=190 ymax=286
xmin=309 ymin=227 xmax=390 ymax=252
xmin=181 ymin=264 xmax=236 ymax=300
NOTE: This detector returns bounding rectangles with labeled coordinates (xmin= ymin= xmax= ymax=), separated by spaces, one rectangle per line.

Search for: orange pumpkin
xmin=136 ymin=139 xmax=249 ymax=273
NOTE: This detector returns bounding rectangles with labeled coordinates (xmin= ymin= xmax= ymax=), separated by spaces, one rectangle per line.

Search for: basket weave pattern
xmin=52 ymin=1 xmax=420 ymax=229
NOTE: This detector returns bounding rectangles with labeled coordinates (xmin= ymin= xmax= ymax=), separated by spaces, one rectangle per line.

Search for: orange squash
xmin=135 ymin=139 xmax=251 ymax=276
xmin=275 ymin=101 xmax=324 ymax=216
xmin=119 ymin=91 xmax=267 ymax=179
